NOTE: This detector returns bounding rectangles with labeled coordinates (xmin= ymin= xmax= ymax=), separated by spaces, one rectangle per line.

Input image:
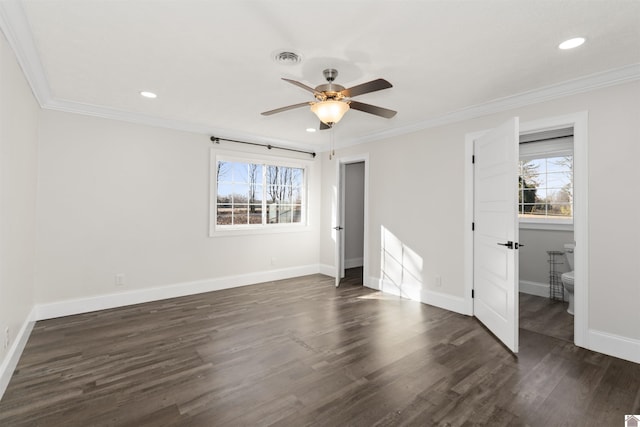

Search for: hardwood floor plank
xmin=1 ymin=271 xmax=638 ymax=426
xmin=519 ymin=292 xmax=573 ymax=342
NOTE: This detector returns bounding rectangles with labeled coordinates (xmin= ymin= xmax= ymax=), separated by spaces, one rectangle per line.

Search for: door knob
xmin=497 ymin=241 xmax=514 ymax=249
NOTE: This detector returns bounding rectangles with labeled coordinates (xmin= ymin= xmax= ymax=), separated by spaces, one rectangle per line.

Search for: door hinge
xmin=472 ymin=289 xmax=475 ymax=298
xmin=472 ymin=222 xmax=475 ymax=231
xmin=472 ymin=155 xmax=475 ymax=164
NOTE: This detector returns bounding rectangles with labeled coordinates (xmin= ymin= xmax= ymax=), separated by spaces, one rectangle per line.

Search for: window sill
xmin=210 ymin=223 xmax=311 ymax=237
xmin=519 ymin=221 xmax=573 ymax=231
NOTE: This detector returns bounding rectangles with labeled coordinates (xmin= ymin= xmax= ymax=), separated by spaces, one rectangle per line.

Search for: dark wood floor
xmin=519 ymin=292 xmax=574 ymax=343
xmin=1 ymin=271 xmax=638 ymax=426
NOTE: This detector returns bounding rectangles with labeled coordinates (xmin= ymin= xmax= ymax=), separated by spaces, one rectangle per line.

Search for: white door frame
xmin=335 ymin=154 xmax=370 ymax=286
xmin=464 ymin=111 xmax=589 ymax=348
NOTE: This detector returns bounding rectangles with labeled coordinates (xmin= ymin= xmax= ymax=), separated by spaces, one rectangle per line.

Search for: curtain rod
xmin=210 ymin=136 xmax=316 ymax=158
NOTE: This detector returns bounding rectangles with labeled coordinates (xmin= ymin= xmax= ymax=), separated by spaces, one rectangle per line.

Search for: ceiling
xmin=1 ymin=0 xmax=639 ymax=151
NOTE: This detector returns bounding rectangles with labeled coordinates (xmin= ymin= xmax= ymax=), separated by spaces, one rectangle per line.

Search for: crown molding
xmin=0 ymin=0 xmax=50 ymax=105
xmin=45 ymin=64 xmax=640 ymax=153
xmin=43 ymin=97 xmax=309 ymax=150
xmin=339 ymin=63 xmax=640 ymax=149
xmin=0 ymin=0 xmax=314 ymax=152
xmin=42 ymin=64 xmax=640 ymax=154
xmin=1 ymin=0 xmax=638 ymax=153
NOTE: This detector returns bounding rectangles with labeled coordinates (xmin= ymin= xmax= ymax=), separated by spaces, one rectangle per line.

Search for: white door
xmin=334 ymin=163 xmax=345 ymax=287
xmin=473 ymin=117 xmax=520 ymax=353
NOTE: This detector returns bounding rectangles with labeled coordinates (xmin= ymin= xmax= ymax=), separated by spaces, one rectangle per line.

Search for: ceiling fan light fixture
xmin=310 ymin=100 xmax=350 ymax=125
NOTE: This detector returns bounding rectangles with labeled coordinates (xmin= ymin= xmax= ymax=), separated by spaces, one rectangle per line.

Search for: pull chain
xmin=329 ymin=125 xmax=336 ymax=160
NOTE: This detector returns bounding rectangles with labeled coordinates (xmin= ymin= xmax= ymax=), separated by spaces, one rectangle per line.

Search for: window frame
xmin=518 ymin=135 xmax=574 ymax=230
xmin=209 ymin=149 xmax=310 ymax=237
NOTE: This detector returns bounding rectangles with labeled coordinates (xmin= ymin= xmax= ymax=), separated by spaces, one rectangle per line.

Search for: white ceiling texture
xmin=0 ymin=0 xmax=639 ymax=152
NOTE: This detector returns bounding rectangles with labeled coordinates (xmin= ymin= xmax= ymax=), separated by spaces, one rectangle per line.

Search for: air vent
xmin=273 ymin=51 xmax=302 ymax=65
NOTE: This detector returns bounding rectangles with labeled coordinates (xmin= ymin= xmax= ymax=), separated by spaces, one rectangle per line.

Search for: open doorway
xmin=342 ymin=161 xmax=365 ymax=286
xmin=465 ymin=111 xmax=589 ymax=353
xmin=335 ymin=155 xmax=369 ymax=288
xmin=518 ymin=127 xmax=575 ymax=343
xmin=519 ymin=113 xmax=588 ymax=349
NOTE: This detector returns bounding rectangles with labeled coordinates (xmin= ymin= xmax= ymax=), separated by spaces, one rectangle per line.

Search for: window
xmin=518 ymin=129 xmax=573 ymax=225
xmin=212 ymin=154 xmax=307 ymax=233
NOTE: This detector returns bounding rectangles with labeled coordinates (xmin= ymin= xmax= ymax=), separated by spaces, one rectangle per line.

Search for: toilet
xmin=561 ymin=243 xmax=575 ymax=315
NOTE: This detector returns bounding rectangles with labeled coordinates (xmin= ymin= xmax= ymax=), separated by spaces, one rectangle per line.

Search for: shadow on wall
xmin=380 ymin=226 xmax=423 ymax=300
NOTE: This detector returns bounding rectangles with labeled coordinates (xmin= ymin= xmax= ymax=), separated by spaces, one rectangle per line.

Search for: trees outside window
xmin=518 ymin=155 xmax=573 ymax=221
xmin=215 ymin=159 xmax=305 ymax=228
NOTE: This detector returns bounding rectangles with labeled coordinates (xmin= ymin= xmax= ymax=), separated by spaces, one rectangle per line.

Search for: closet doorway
xmin=335 ymin=155 xmax=369 ymax=287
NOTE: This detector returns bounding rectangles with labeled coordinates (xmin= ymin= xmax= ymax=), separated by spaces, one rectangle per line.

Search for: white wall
xmin=34 ymin=110 xmax=321 ymax=307
xmin=0 ymin=31 xmax=39 ymax=390
xmin=321 ymin=123 xmax=467 ymax=305
xmin=320 ymin=81 xmax=640 ymax=345
xmin=519 ymin=228 xmax=574 ymax=289
xmin=344 ymin=162 xmax=364 ymax=268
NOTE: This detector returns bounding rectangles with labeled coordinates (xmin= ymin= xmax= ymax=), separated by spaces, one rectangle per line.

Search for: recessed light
xmin=306 ymin=128 xmax=316 ymax=133
xmin=140 ymin=91 xmax=157 ymax=99
xmin=559 ymin=37 xmax=585 ymax=50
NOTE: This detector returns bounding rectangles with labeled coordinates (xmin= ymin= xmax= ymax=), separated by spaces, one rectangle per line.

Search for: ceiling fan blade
xmin=282 ymin=78 xmax=318 ymax=94
xmin=341 ymin=78 xmax=392 ymax=98
xmin=319 ymin=121 xmax=331 ymax=130
xmin=261 ymin=102 xmax=311 ymax=116
xmin=349 ymin=100 xmax=397 ymax=118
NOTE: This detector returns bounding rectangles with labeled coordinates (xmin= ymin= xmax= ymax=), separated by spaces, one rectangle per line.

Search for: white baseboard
xmin=588 ymin=329 xmax=640 ymax=364
xmin=344 ymin=257 xmax=363 ymax=269
xmin=319 ymin=264 xmax=334 ymax=278
xmin=1 ymin=265 xmax=322 ymax=401
xmin=0 ymin=307 xmax=36 ymax=401
xmin=519 ymin=280 xmax=550 ymax=298
xmin=367 ymin=277 xmax=469 ymax=315
xmin=35 ymin=264 xmax=320 ymax=321
xmin=319 ymin=261 xmax=363 ymax=277
xmin=5 ymin=267 xmax=638 ymax=407
xmin=422 ymin=289 xmax=470 ymax=315
xmin=364 ymin=276 xmax=379 ymax=291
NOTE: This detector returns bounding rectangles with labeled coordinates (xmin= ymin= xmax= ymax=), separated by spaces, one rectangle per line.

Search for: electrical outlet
xmin=115 ymin=273 xmax=125 ymax=287
xmin=3 ymin=327 xmax=9 ymax=350
xmin=435 ymin=275 xmax=442 ymax=288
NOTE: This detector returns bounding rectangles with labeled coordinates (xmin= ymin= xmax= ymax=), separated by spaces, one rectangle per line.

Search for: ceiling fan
xmin=261 ymin=68 xmax=397 ymax=129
